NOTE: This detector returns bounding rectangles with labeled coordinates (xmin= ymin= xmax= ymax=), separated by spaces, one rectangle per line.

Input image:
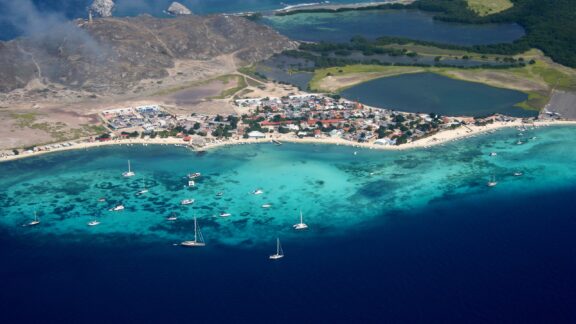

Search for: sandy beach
xmin=276 ymin=0 xmax=415 ymax=13
xmin=2 ymin=119 xmax=575 ymax=163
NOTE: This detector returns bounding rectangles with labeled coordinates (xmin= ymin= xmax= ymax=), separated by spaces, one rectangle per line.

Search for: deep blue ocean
xmin=1 ymin=126 xmax=576 ymax=323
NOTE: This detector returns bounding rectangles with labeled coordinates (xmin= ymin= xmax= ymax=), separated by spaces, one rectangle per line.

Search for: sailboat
xmin=293 ymin=209 xmax=308 ymax=230
xmin=136 ymin=181 xmax=149 ymax=196
xmin=122 ymin=160 xmax=135 ymax=177
xmin=269 ymin=237 xmax=284 ymax=260
xmin=180 ymin=217 xmax=206 ymax=247
xmin=166 ymin=213 xmax=178 ymax=221
xmin=87 ymin=218 xmax=100 ymax=226
xmin=25 ymin=211 xmax=40 ymax=227
xmin=487 ymin=175 xmax=498 ymax=187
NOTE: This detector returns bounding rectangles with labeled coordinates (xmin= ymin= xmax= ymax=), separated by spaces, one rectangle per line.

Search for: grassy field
xmin=309 ymin=50 xmax=576 ymax=111
xmin=210 ymin=75 xmax=248 ymax=99
xmin=380 ymin=43 xmax=530 ymax=61
xmin=467 ymin=0 xmax=513 ymax=16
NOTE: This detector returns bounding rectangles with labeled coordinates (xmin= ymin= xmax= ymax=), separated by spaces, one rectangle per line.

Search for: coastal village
xmin=2 ymin=94 xmax=535 ymax=159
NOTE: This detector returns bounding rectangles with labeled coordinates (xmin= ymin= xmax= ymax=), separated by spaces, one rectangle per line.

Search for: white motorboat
xmin=180 ymin=217 xmax=206 ymax=247
xmin=166 ymin=213 xmax=178 ymax=221
xmin=87 ymin=220 xmax=100 ymax=226
xmin=216 ymin=192 xmax=224 ymax=197
xmin=261 ymin=204 xmax=272 ymax=208
xmin=110 ymin=205 xmax=125 ymax=211
xmin=489 ymin=152 xmax=497 ymax=157
xmin=293 ymin=209 xmax=308 ymax=230
xmin=252 ymin=189 xmax=264 ymax=195
xmin=122 ymin=160 xmax=135 ymax=177
xmin=219 ymin=212 xmax=231 ymax=217
xmin=188 ymin=172 xmax=201 ymax=179
xmin=513 ymin=171 xmax=523 ymax=176
xmin=181 ymin=199 xmax=195 ymax=205
xmin=269 ymin=238 xmax=284 ymax=260
xmin=188 ymin=180 xmax=195 ymax=187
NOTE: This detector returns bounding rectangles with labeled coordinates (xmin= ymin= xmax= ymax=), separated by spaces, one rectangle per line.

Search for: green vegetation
xmin=467 ymin=0 xmax=513 ymax=16
xmin=11 ymin=112 xmax=108 ymax=142
xmin=211 ymin=75 xmax=248 ymax=99
xmin=277 ymin=0 xmax=576 ymax=68
xmin=11 ymin=113 xmax=37 ymax=128
xmin=408 ymin=0 xmax=576 ymax=68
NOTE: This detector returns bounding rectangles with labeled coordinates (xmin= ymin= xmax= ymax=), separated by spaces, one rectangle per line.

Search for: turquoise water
xmin=3 ymin=126 xmax=576 ymax=322
xmin=1 ymin=126 xmax=574 ymax=245
xmin=342 ymin=72 xmax=535 ymax=117
xmin=262 ymin=9 xmax=525 ymax=45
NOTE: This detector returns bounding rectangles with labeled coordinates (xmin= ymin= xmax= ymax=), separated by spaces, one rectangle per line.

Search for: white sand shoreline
xmin=2 ymin=120 xmax=575 ymax=163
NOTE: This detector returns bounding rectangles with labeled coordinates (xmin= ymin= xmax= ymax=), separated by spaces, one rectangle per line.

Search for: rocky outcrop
xmin=90 ymin=0 xmax=115 ymax=17
xmin=167 ymin=2 xmax=193 ymax=16
xmin=0 ymin=15 xmax=297 ymax=95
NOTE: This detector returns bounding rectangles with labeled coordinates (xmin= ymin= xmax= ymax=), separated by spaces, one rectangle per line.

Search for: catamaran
xmin=293 ymin=209 xmax=308 ymax=230
xmin=122 ymin=160 xmax=135 ymax=177
xmin=181 ymin=199 xmax=195 ymax=205
xmin=25 ymin=211 xmax=40 ymax=227
xmin=269 ymin=238 xmax=284 ymax=260
xmin=487 ymin=175 xmax=498 ymax=187
xmin=180 ymin=217 xmax=205 ymax=247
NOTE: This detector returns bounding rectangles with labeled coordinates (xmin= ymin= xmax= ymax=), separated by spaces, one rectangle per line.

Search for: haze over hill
xmin=0 ymin=14 xmax=296 ymax=101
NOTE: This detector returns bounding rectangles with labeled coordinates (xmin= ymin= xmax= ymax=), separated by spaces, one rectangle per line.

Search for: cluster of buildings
xmin=236 ymin=95 xmax=466 ymax=145
xmin=93 ymin=96 xmax=490 ymax=146
xmin=101 ymin=105 xmax=176 ymax=133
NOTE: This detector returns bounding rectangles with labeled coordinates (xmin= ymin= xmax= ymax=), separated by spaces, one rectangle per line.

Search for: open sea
xmin=1 ymin=126 xmax=576 ymax=323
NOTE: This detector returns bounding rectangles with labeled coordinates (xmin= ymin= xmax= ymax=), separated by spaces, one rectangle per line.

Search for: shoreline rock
xmin=167 ymin=2 xmax=193 ymax=16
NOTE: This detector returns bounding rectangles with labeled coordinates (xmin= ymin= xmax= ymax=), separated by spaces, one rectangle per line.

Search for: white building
xmin=247 ymin=131 xmax=266 ymax=139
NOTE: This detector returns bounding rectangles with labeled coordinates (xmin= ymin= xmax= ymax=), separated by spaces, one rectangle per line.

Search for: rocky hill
xmin=0 ymin=14 xmax=296 ymax=97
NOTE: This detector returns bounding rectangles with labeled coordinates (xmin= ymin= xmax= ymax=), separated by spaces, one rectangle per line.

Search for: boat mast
xmin=194 ymin=217 xmax=198 ymax=243
xmin=300 ymin=209 xmax=303 ymax=224
xmin=128 ymin=160 xmax=131 ymax=172
xmin=277 ymin=238 xmax=280 ymax=255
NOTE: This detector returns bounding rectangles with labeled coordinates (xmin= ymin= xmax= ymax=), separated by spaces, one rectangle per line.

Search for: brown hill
xmin=0 ymin=14 xmax=296 ymax=96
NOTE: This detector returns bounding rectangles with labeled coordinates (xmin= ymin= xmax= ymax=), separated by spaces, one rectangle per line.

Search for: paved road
xmin=543 ymin=91 xmax=576 ymax=120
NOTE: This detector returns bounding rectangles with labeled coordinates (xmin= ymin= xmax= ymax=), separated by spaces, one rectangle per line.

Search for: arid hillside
xmin=0 ymin=14 xmax=296 ymax=97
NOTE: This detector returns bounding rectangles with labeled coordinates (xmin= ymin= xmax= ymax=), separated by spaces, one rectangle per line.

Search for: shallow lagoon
xmin=2 ymin=126 xmax=576 ymax=322
xmin=263 ymin=9 xmax=525 ymax=45
xmin=342 ymin=72 xmax=535 ymax=117
xmin=0 ymin=125 xmax=572 ymax=244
